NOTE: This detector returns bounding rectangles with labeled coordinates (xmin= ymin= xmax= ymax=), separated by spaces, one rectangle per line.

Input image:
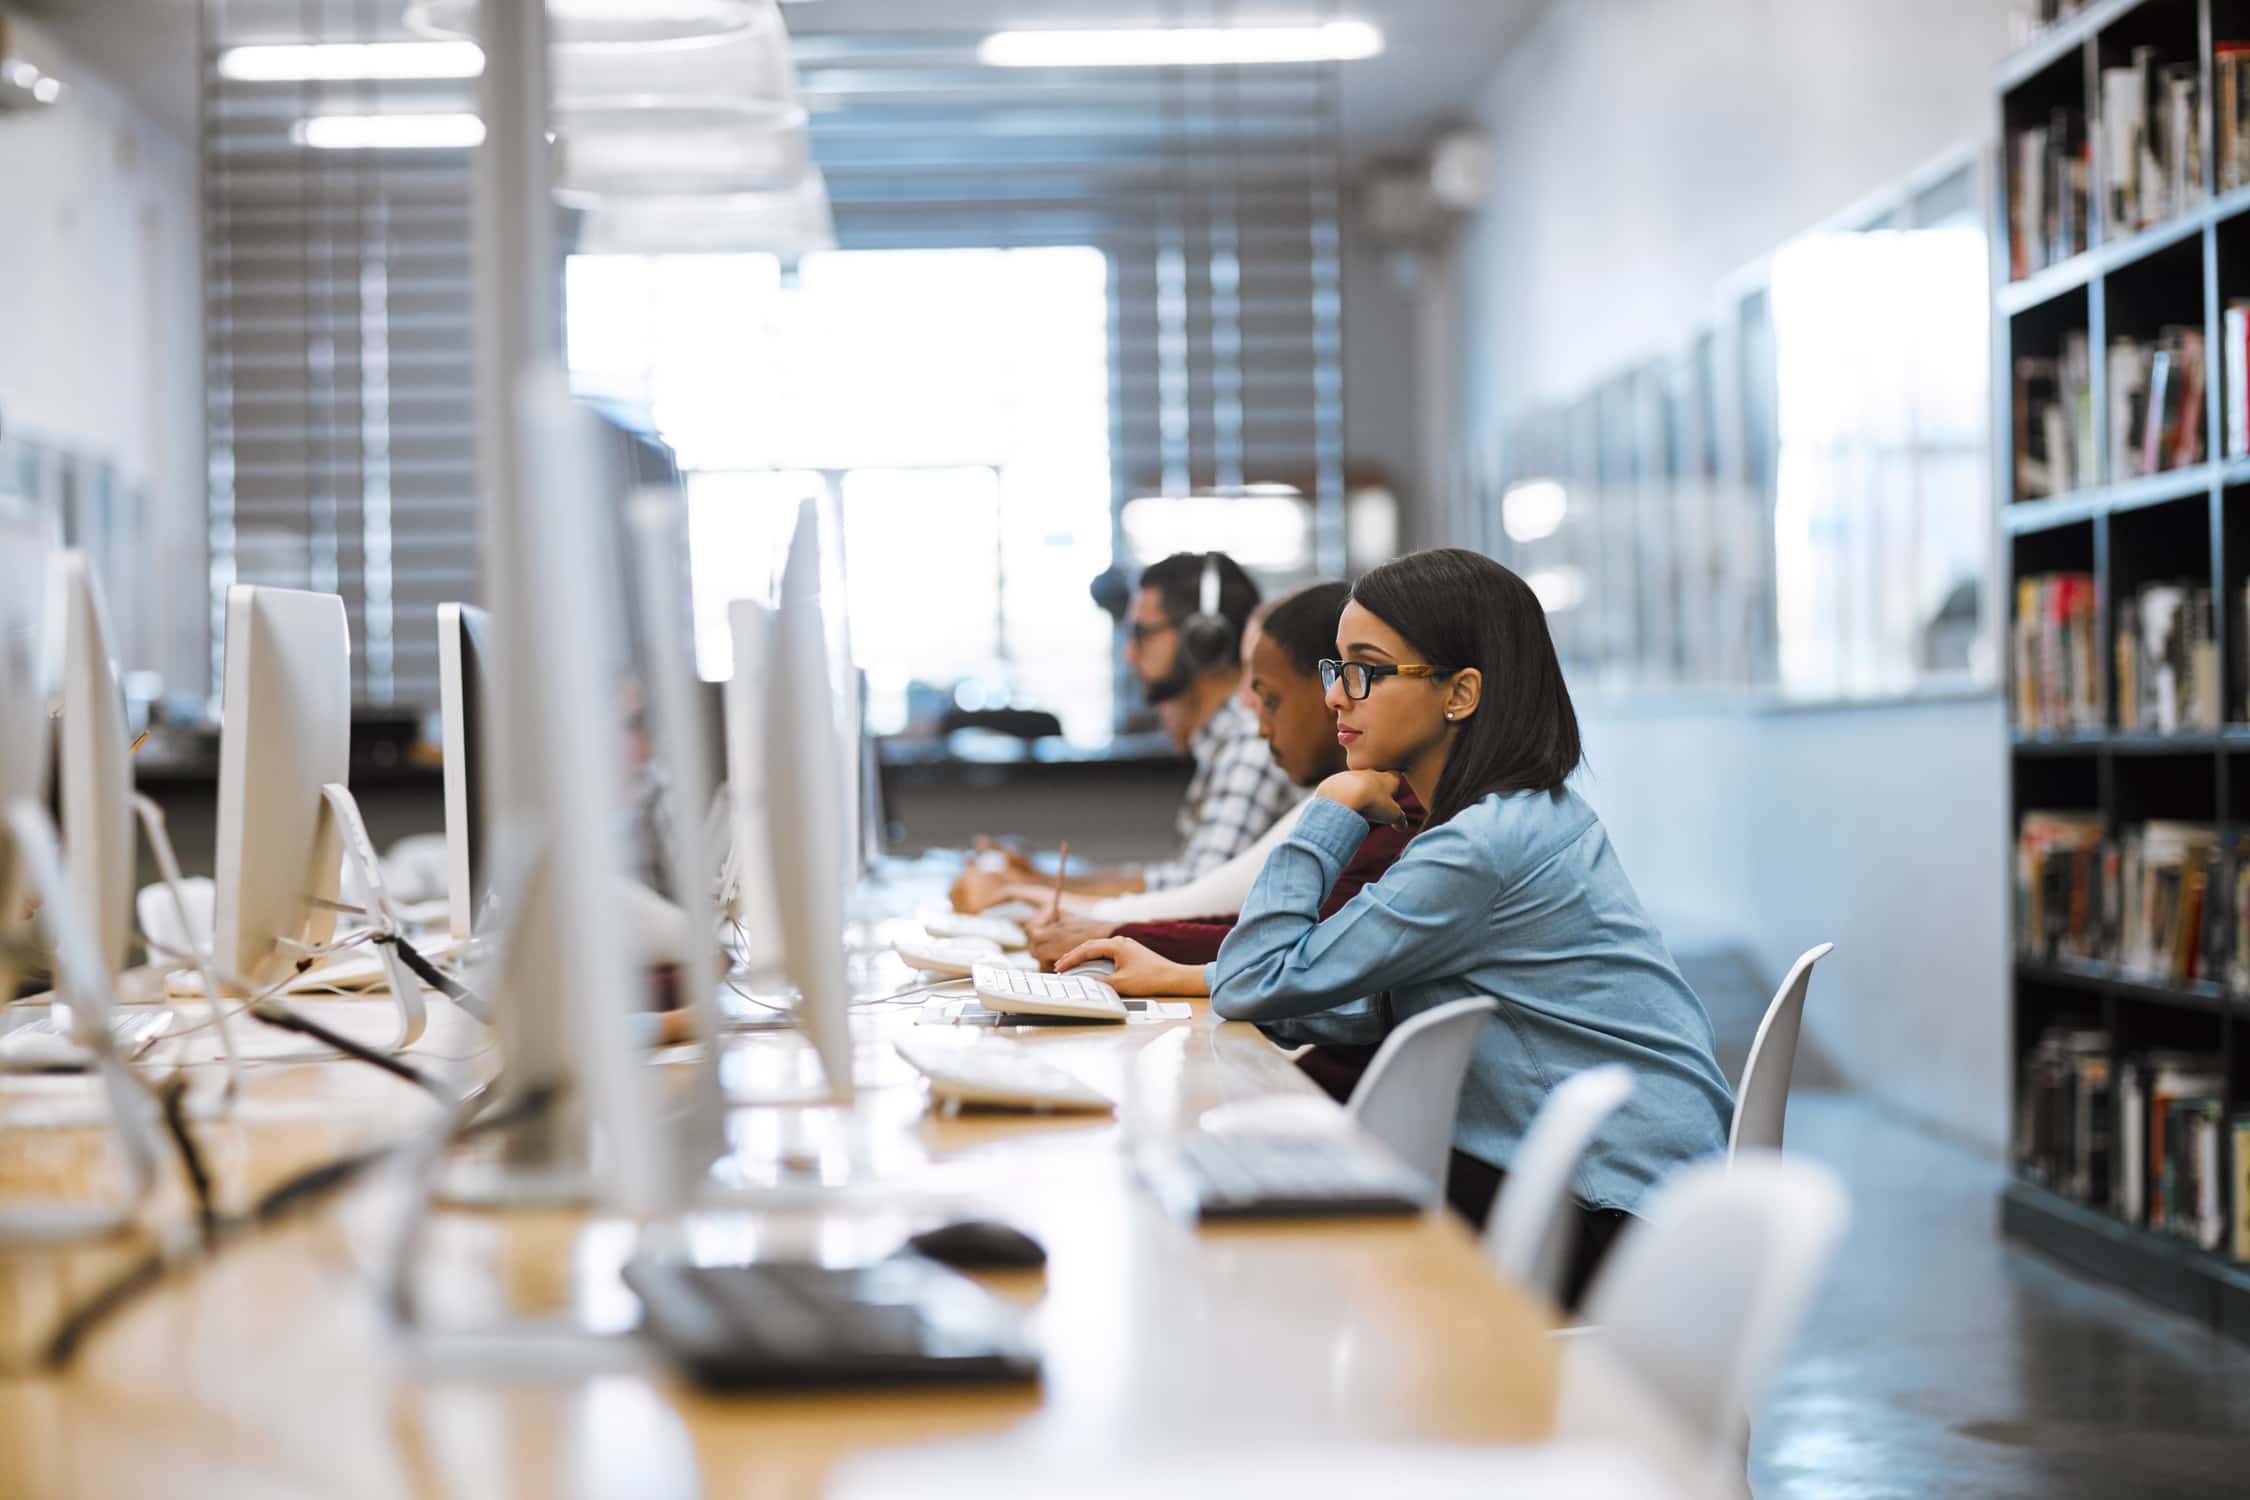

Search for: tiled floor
xmin=1680 ymin=953 xmax=2250 ymax=1499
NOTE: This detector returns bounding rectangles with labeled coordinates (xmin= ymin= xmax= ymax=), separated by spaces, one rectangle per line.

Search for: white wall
xmin=0 ymin=17 xmax=202 ymax=696
xmin=1436 ymin=0 xmax=2020 ymax=1150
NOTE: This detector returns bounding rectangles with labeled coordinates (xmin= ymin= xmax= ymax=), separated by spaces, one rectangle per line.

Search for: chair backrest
xmin=1573 ymin=1152 xmax=1849 ymax=1461
xmin=1483 ymin=1064 xmax=1634 ymax=1305
xmin=1726 ymin=943 xmax=1833 ymax=1158
xmin=1345 ymin=996 xmax=1498 ymax=1195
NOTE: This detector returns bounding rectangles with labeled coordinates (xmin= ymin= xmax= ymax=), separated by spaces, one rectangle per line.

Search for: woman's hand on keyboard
xmin=1055 ymin=937 xmax=1208 ymax=998
xmin=1027 ymin=915 xmax=1115 ymax=970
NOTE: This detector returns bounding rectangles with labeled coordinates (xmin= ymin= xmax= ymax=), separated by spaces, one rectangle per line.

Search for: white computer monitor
xmin=763 ymin=498 xmax=855 ymax=1102
xmin=0 ymin=503 xmax=50 ymax=1006
xmin=723 ymin=597 xmax=784 ymax=978
xmin=438 ymin=601 xmax=493 ymax=942
xmin=212 ymin=585 xmax=350 ymax=991
xmin=445 ymin=373 xmax=670 ymax=1213
xmin=55 ymin=553 xmax=135 ymax=978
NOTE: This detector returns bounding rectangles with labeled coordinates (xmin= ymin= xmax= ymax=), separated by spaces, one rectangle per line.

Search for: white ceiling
xmin=16 ymin=0 xmax=1546 ymax=164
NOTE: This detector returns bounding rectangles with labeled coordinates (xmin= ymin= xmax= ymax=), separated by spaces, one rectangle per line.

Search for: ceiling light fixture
xmin=406 ymin=0 xmax=779 ymax=51
xmin=218 ymin=42 xmax=484 ymax=82
xmin=1501 ymin=479 xmax=1567 ymax=543
xmin=979 ymin=20 xmax=1383 ymax=69
xmin=293 ymin=113 xmax=487 ymax=150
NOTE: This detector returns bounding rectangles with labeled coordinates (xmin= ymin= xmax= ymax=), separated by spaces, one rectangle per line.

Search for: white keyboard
xmin=893 ymin=934 xmax=1037 ymax=979
xmin=970 ymin=962 xmax=1127 ymax=1023
xmin=0 ymin=1009 xmax=174 ymax=1071
xmin=921 ymin=909 xmax=1030 ymax=949
xmin=893 ymin=1035 xmax=1115 ymax=1113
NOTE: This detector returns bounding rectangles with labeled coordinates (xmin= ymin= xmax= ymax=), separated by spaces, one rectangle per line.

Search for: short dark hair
xmin=1258 ymin=580 xmax=1352 ymax=679
xmin=1140 ymin=551 xmax=1259 ymax=641
xmin=1347 ymin=548 xmax=1581 ymax=827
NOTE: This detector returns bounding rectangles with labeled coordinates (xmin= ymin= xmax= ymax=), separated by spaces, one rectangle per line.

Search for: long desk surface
xmin=0 ymin=886 xmax=1563 ymax=1499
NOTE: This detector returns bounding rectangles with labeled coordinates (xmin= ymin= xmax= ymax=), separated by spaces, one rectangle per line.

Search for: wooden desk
xmin=0 ymin=927 xmax=1559 ymax=1499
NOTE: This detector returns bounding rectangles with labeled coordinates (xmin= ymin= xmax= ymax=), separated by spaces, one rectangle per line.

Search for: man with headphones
xmin=1121 ymin=551 xmax=1298 ymax=891
xmin=949 ymin=550 xmax=1297 ymax=913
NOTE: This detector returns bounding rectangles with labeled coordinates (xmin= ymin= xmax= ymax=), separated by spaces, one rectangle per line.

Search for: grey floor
xmin=1679 ymin=953 xmax=2250 ymax=1500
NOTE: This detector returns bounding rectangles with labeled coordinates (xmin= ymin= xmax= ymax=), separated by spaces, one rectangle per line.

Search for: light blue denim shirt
xmin=1206 ymin=790 xmax=1734 ymax=1214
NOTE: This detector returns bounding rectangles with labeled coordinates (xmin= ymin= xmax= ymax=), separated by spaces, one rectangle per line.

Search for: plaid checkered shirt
xmin=1141 ymin=698 xmax=1299 ymax=892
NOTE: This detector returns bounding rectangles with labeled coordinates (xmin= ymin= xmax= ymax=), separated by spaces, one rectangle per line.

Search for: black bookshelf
xmin=1999 ymin=0 xmax=2250 ymax=1342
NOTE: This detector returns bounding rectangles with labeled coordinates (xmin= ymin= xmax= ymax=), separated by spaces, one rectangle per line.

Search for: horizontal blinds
xmin=201 ymin=21 xmax=475 ymax=710
xmin=200 ymin=12 xmax=1354 ymax=709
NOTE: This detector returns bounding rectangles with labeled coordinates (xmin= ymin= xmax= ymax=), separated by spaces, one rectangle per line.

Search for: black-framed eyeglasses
xmin=1127 ymin=620 xmax=1178 ymax=646
xmin=1318 ymin=658 xmax=1456 ymax=701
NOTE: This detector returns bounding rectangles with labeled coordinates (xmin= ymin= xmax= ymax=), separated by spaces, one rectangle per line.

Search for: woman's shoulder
xmin=1441 ymin=785 xmax=1602 ymax=865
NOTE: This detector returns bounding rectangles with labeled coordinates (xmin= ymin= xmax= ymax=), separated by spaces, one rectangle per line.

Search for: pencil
xmin=1049 ymin=841 xmax=1069 ymax=921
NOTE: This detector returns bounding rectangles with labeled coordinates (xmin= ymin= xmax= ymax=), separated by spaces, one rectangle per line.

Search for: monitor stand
xmin=319 ymin=783 xmax=431 ymax=1052
xmin=0 ymin=800 xmax=164 ymax=1246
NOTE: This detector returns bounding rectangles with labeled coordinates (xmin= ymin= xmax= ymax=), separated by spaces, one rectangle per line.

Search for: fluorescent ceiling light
xmin=219 ymin=42 xmax=484 ymax=81
xmin=294 ymin=113 xmax=487 ymax=150
xmin=980 ymin=20 xmax=1382 ymax=68
xmin=1501 ymin=478 xmax=1567 ymax=543
xmin=407 ymin=0 xmax=779 ymax=51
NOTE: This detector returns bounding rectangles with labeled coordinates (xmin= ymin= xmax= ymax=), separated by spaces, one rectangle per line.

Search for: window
xmin=565 ymin=246 xmax=1115 ymax=742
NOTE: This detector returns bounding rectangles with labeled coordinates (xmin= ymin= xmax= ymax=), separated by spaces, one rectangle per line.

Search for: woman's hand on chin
xmin=1314 ymin=769 xmax=1408 ymax=828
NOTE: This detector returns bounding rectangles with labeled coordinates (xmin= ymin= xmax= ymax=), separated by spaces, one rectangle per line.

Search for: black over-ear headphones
xmin=1175 ymin=552 xmax=1239 ymax=674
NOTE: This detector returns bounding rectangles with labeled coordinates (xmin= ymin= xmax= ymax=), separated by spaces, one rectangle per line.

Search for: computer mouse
xmin=905 ymin=1218 xmax=1047 ymax=1270
xmin=0 ymin=1029 xmax=93 ymax=1072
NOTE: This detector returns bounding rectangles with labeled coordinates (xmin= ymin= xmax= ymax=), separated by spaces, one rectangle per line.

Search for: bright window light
xmin=219 ymin=42 xmax=485 ymax=82
xmin=979 ymin=20 xmax=1383 ymax=68
xmin=1120 ymin=494 xmax=1312 ymax=571
xmin=566 ymin=246 xmax=1116 ymax=741
xmin=293 ymin=114 xmax=487 ymax=150
xmin=1501 ymin=478 xmax=1568 ymax=543
xmin=1526 ymin=566 xmax=1587 ymax=614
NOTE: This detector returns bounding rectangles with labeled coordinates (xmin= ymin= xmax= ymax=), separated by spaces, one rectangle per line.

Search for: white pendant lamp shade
xmin=406 ymin=0 xmax=782 ymax=51
xmin=574 ymin=172 xmax=836 ymax=255
xmin=551 ymin=16 xmax=808 ymax=203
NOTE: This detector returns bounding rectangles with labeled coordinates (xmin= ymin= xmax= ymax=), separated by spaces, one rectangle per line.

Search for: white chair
xmin=1344 ymin=995 xmax=1498 ymax=1196
xmin=1728 ymin=942 xmax=1833 ymax=1159
xmin=1555 ymin=1153 xmax=1851 ymax=1500
xmin=1482 ymin=1064 xmax=1634 ymax=1307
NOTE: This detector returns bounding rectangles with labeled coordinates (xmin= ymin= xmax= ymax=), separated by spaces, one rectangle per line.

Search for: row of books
xmin=2223 ymin=301 xmax=2250 ymax=461
xmin=2115 ymin=579 xmax=2218 ymax=733
xmin=2016 ymin=1027 xmax=2247 ymax=1258
xmin=2012 ymin=573 xmax=2100 ymax=733
xmin=2014 ymin=815 xmax=2250 ymax=988
xmin=2011 ymin=329 xmax=2205 ymax=498
xmin=2103 ymin=48 xmax=2204 ymax=238
xmin=2219 ymin=45 xmax=2250 ymax=198
xmin=2012 ymin=332 xmax=2093 ymax=498
xmin=2108 ymin=328 xmax=2206 ymax=481
xmin=2010 ymin=107 xmax=2090 ymax=280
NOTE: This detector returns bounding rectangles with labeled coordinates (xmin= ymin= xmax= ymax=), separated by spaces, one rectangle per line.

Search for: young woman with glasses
xmin=1059 ymin=547 xmax=1734 ymax=1307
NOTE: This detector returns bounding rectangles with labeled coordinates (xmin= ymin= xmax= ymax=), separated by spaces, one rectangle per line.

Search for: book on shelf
xmin=2238 ymin=577 xmax=2250 ymax=720
xmin=2009 ymin=106 xmax=2090 ymax=279
xmin=2108 ymin=328 xmax=2206 ymax=482
xmin=2220 ymin=43 xmax=2250 ymax=197
xmin=2012 ymin=331 xmax=2094 ymax=498
xmin=2012 ymin=572 xmax=2099 ymax=733
xmin=2148 ymin=1056 xmax=2226 ymax=1250
xmin=2103 ymin=48 xmax=2204 ymax=238
xmin=2015 ymin=809 xmax=2106 ymax=963
xmin=2016 ymin=1026 xmax=2113 ymax=1203
xmin=2234 ymin=1114 xmax=2250 ymax=1260
xmin=2115 ymin=580 xmax=2218 ymax=733
xmin=2225 ymin=301 xmax=2250 ymax=460
xmin=2118 ymin=821 xmax=2220 ymax=983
